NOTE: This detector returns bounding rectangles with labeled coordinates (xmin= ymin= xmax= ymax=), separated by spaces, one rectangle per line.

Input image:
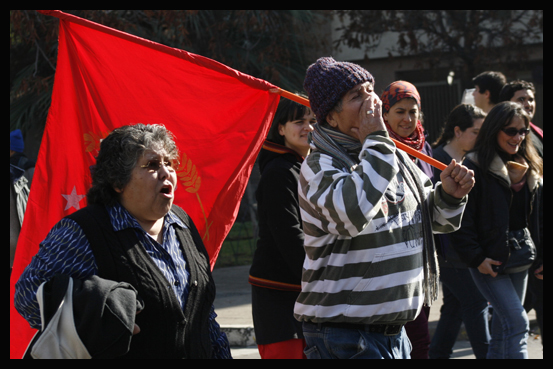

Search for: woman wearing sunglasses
xmin=449 ymin=101 xmax=543 ymax=359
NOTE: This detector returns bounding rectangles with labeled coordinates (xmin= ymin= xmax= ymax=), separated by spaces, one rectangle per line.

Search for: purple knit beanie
xmin=303 ymin=57 xmax=374 ymax=123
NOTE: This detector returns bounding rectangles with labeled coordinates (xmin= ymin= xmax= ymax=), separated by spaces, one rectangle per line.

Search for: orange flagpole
xmin=271 ymin=87 xmax=447 ymax=171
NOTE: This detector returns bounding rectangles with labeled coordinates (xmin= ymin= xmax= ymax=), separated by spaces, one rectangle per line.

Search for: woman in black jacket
xmin=249 ymin=96 xmax=315 ymax=359
xmin=450 ymin=102 xmax=543 ymax=359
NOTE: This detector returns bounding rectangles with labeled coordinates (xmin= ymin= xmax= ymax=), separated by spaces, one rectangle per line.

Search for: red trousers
xmin=258 ymin=338 xmax=306 ymax=359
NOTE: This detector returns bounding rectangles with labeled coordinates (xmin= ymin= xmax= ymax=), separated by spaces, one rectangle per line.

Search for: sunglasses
xmin=501 ymin=127 xmax=530 ymax=137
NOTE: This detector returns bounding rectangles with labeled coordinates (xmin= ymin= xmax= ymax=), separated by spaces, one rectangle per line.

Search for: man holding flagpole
xmin=294 ymin=57 xmax=475 ymax=359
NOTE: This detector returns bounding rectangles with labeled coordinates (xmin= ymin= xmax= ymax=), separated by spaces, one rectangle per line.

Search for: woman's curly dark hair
xmin=87 ymin=124 xmax=179 ymax=206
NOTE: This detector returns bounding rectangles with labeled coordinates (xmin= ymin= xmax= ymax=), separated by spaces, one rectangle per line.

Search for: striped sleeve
xmin=429 ymin=182 xmax=467 ymax=234
xmin=407 ymin=155 xmax=467 ymax=234
xmin=299 ymin=132 xmax=398 ymax=238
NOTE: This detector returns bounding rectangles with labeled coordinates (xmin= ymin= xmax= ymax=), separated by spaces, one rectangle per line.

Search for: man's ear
xmin=326 ymin=111 xmax=338 ymax=128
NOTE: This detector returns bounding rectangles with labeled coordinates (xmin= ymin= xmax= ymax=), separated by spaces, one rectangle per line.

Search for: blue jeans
xmin=469 ymin=268 xmax=529 ymax=359
xmin=429 ymin=267 xmax=490 ymax=359
xmin=302 ymin=322 xmax=411 ymax=359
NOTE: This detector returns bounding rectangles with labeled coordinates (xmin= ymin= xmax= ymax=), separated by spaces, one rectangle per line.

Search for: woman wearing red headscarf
xmin=381 ymin=80 xmax=434 ymax=181
xmin=381 ymin=80 xmax=433 ymax=359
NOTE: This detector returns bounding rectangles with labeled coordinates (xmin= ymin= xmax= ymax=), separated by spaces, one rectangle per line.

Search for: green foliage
xmin=215 ymin=221 xmax=256 ymax=268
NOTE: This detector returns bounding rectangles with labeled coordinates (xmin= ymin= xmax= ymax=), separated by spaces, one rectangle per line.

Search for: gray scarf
xmin=309 ymin=124 xmax=362 ymax=171
xmin=396 ymin=152 xmax=439 ymax=306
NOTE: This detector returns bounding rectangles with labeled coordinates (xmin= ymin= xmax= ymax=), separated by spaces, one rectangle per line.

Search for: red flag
xmin=10 ymin=10 xmax=279 ymax=359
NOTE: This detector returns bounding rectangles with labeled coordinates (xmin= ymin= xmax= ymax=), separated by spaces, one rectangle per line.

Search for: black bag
xmin=504 ymin=228 xmax=536 ymax=274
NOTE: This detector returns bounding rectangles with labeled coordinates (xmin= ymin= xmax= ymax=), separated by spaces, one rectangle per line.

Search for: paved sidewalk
xmin=212 ymin=265 xmax=543 ymax=359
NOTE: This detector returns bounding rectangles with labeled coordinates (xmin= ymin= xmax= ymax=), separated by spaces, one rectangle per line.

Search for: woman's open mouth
xmin=160 ymin=183 xmax=174 ymax=198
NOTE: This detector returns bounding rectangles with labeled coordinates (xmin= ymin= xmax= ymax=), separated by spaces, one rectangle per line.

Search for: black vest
xmin=67 ymin=204 xmax=215 ymax=359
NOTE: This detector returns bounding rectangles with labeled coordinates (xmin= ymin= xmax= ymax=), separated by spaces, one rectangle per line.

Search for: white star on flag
xmin=62 ymin=186 xmax=86 ymax=211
